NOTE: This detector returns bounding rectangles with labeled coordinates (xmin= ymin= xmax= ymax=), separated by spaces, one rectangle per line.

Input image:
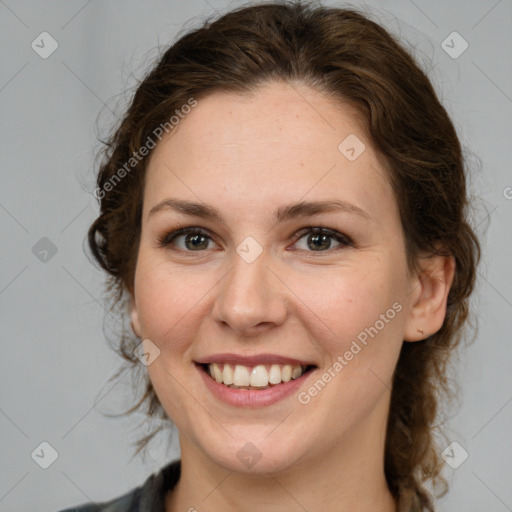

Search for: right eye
xmin=158 ymin=227 xmax=217 ymax=252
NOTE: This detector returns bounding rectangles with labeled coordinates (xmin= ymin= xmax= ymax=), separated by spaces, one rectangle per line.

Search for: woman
xmin=60 ymin=2 xmax=480 ymax=511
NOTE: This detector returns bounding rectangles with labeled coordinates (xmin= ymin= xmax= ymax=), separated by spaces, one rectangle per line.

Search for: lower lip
xmin=197 ymin=364 xmax=314 ymax=408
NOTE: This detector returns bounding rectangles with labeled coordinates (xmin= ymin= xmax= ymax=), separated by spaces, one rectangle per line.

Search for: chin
xmin=195 ymin=425 xmax=312 ymax=476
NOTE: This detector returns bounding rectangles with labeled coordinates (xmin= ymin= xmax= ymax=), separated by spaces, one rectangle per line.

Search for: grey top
xmin=57 ymin=459 xmax=180 ymax=512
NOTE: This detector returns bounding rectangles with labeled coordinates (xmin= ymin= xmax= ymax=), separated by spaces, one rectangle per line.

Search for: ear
xmin=130 ymin=294 xmax=142 ymax=339
xmin=403 ymin=251 xmax=456 ymax=342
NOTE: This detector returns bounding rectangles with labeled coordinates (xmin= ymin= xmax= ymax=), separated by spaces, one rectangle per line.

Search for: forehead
xmin=143 ymin=81 xmax=396 ymax=225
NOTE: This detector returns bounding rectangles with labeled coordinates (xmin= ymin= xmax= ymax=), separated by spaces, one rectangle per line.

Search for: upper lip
xmin=195 ymin=353 xmax=316 ymax=367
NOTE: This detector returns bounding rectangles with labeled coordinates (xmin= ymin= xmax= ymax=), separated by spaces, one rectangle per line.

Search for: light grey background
xmin=1 ymin=0 xmax=511 ymax=510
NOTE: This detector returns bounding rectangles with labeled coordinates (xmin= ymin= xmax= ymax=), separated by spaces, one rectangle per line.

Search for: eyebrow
xmin=149 ymin=198 xmax=371 ymax=224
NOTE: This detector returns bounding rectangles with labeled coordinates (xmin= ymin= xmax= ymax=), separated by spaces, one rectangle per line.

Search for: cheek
xmin=291 ymin=259 xmax=406 ymax=358
xmin=133 ymin=257 xmax=208 ymax=350
xmin=292 ymin=264 xmax=406 ymax=431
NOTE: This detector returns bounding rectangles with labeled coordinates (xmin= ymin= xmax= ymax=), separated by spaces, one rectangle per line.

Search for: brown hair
xmin=88 ymin=2 xmax=480 ymax=509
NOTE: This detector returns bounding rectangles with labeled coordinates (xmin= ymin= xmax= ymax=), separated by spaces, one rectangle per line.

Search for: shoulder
xmin=56 ymin=487 xmax=140 ymax=512
xmin=57 ymin=459 xmax=181 ymax=512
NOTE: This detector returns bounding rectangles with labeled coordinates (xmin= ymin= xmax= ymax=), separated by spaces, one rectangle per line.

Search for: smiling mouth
xmin=199 ymin=362 xmax=317 ymax=390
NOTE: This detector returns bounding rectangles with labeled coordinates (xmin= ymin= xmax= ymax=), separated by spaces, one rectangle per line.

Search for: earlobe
xmin=130 ymin=296 xmax=142 ymax=338
xmin=403 ymin=253 xmax=456 ymax=342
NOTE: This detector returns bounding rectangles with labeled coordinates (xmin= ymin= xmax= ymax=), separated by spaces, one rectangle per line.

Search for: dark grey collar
xmin=130 ymin=459 xmax=181 ymax=512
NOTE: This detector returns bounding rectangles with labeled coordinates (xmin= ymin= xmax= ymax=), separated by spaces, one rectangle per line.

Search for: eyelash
xmin=157 ymin=225 xmax=354 ymax=258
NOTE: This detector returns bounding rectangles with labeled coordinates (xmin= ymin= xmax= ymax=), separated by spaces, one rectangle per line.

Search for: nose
xmin=212 ymin=247 xmax=287 ymax=337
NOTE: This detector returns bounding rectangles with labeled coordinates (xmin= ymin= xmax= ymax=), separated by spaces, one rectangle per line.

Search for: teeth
xmin=207 ymin=362 xmax=306 ymax=388
xmin=222 ymin=363 xmax=234 ymax=385
xmin=269 ymin=364 xmax=281 ymax=385
xmin=250 ymin=365 xmax=268 ymax=387
xmin=212 ymin=363 xmax=223 ymax=383
xmin=282 ymin=365 xmax=292 ymax=382
xmin=233 ymin=365 xmax=250 ymax=386
xmin=291 ymin=365 xmax=302 ymax=379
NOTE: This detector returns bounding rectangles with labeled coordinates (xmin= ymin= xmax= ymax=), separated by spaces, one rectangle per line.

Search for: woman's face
xmin=131 ymin=81 xmax=419 ymax=474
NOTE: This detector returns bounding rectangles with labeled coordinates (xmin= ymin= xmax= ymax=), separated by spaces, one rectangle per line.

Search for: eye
xmin=290 ymin=227 xmax=353 ymax=254
xmin=157 ymin=225 xmax=353 ymax=256
xmin=158 ymin=227 xmax=216 ymax=252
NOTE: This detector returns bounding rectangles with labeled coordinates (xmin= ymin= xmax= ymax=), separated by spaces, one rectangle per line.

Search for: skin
xmin=130 ymin=81 xmax=455 ymax=511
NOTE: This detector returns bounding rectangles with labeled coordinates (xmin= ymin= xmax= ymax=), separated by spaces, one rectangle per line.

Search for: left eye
xmin=292 ymin=227 xmax=352 ymax=253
